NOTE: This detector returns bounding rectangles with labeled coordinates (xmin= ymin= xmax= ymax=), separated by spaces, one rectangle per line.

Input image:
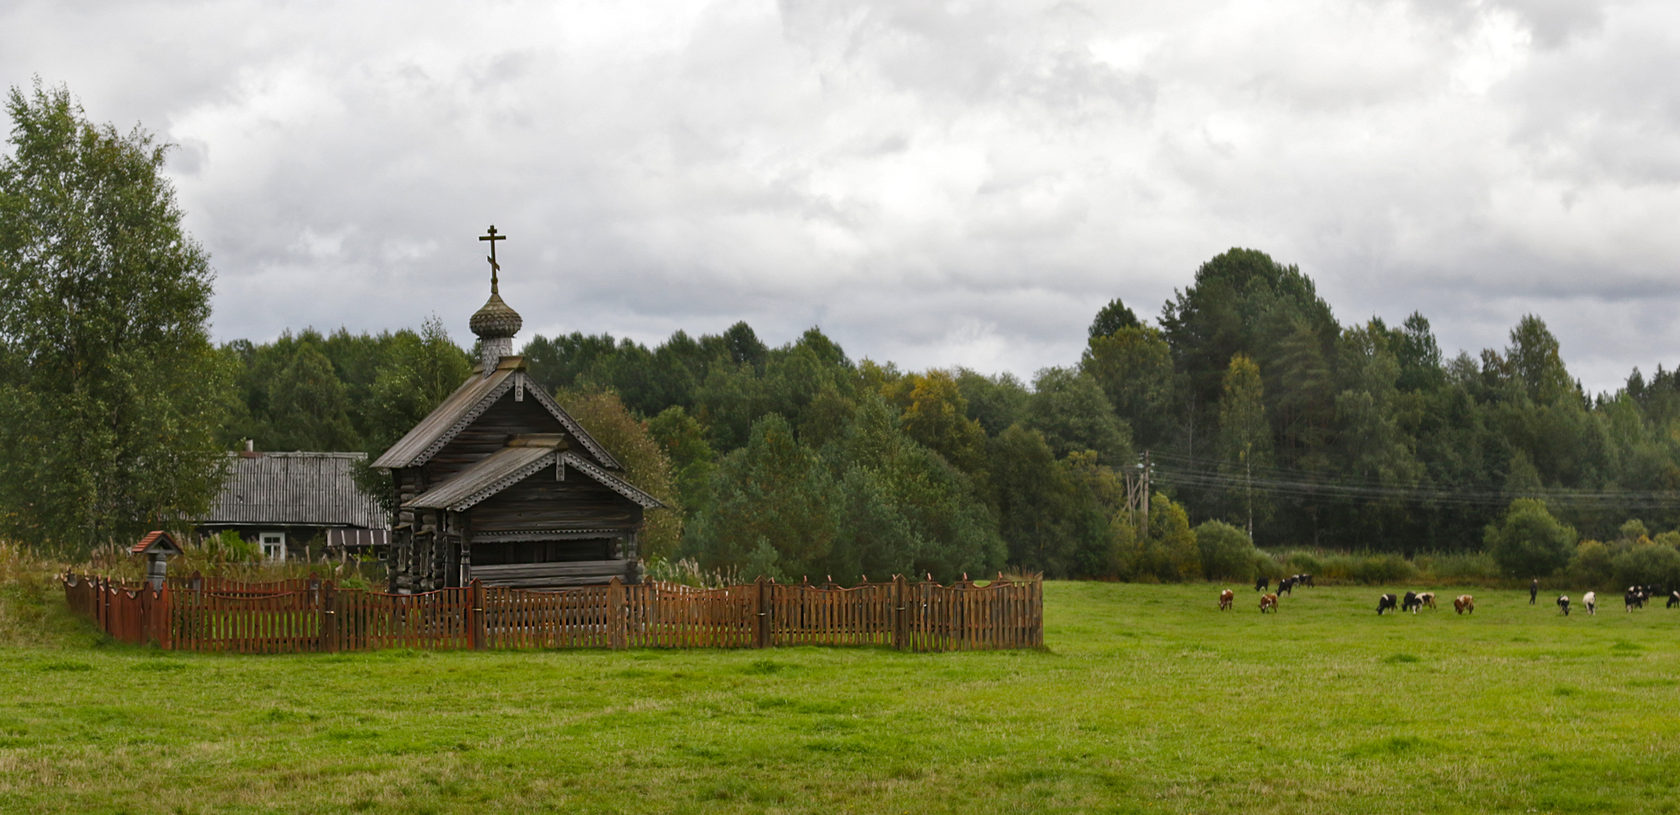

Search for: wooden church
xmin=373 ymin=227 xmax=661 ymax=592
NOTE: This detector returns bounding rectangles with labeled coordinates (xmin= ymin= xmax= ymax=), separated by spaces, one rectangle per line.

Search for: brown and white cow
xmin=1259 ymin=593 xmax=1279 ymax=613
xmin=1453 ymin=594 xmax=1474 ymax=614
xmin=1218 ymin=589 xmax=1235 ymax=611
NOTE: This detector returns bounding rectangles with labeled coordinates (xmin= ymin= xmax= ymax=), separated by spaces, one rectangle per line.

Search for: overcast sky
xmin=5 ymin=0 xmax=1678 ymax=395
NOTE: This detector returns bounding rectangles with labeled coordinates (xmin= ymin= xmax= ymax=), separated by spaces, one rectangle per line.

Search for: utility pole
xmin=1127 ymin=450 xmax=1152 ymax=539
xmin=1141 ymin=449 xmax=1151 ymax=540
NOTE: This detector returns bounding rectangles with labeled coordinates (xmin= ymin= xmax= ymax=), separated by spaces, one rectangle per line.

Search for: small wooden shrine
xmin=373 ymin=226 xmax=661 ymax=592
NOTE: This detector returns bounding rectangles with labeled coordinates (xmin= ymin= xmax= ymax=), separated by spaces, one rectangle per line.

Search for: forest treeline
xmin=218 ymin=249 xmax=1680 ymax=584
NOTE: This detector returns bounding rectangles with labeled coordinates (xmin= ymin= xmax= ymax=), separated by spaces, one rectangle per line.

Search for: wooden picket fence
xmin=62 ymin=572 xmax=1042 ymax=654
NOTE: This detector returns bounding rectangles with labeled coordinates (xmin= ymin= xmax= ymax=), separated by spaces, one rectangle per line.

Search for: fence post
xmin=138 ymin=583 xmax=153 ymax=647
xmin=892 ymin=574 xmax=907 ymax=651
xmin=320 ymin=580 xmax=337 ymax=653
xmin=754 ymin=576 xmax=770 ymax=649
xmin=470 ymin=579 xmax=487 ymax=651
xmin=608 ymin=577 xmax=627 ymax=650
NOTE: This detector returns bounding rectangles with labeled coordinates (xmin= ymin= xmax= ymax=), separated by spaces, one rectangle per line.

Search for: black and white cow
xmin=1557 ymin=595 xmax=1571 ymax=616
xmin=1377 ymin=594 xmax=1398 ymax=615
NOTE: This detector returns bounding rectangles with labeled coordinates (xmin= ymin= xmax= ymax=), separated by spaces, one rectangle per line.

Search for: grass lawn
xmin=3 ymin=580 xmax=1678 ymax=813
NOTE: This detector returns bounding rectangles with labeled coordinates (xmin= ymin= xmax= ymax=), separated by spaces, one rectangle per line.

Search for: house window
xmin=260 ymin=532 xmax=286 ymax=562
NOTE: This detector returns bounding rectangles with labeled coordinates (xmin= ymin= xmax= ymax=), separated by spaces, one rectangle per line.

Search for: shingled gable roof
xmin=404 ymin=446 xmax=662 ymax=512
xmin=370 ymin=356 xmax=621 ymax=471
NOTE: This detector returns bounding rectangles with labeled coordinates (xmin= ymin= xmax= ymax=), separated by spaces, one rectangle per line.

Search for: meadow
xmin=3 ymin=579 xmax=1678 ymax=814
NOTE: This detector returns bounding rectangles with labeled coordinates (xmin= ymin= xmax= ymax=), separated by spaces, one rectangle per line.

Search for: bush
xmin=1611 ymin=544 xmax=1680 ymax=590
xmin=1568 ymin=540 xmax=1614 ymax=587
xmin=1485 ymin=499 xmax=1576 ymax=578
xmin=1194 ymin=521 xmax=1255 ymax=581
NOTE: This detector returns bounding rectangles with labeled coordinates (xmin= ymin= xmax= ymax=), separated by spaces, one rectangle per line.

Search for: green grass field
xmin=3 ymin=580 xmax=1678 ymax=814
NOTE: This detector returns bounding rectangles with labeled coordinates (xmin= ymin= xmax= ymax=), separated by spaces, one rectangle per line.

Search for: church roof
xmin=370 ymin=357 xmax=622 ymax=471
xmin=404 ymin=447 xmax=661 ymax=512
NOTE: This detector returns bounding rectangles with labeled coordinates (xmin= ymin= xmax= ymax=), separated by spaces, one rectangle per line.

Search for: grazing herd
xmin=1217 ymin=581 xmax=1675 ymax=619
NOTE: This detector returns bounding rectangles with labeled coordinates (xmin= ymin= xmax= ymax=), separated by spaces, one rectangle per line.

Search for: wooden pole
xmin=470 ymin=579 xmax=486 ymax=651
xmin=608 ymin=577 xmax=627 ymax=650
xmin=754 ymin=576 xmax=770 ymax=649
xmin=892 ymin=574 xmax=907 ymax=651
xmin=320 ymin=580 xmax=337 ymax=653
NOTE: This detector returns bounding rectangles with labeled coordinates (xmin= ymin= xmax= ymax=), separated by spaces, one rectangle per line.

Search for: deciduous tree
xmin=0 ymin=82 xmax=229 ymax=553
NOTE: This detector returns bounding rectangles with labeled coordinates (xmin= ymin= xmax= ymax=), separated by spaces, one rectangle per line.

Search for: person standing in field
xmin=1530 ymin=579 xmax=1539 ymax=605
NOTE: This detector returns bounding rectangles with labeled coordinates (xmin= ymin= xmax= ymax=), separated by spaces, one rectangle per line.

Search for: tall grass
xmin=1261 ymin=548 xmax=1503 ymax=586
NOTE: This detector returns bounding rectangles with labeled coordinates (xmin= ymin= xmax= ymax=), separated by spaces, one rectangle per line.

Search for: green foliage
xmin=1194 ymin=520 xmax=1255 ymax=581
xmin=1618 ymin=519 xmax=1650 ymax=543
xmin=1026 ymin=367 xmax=1132 ymax=466
xmin=1217 ymin=353 xmax=1271 ymax=535
xmin=1080 ymin=324 xmax=1175 ymax=449
xmin=1485 ymin=499 xmax=1577 ymax=578
xmin=0 ymin=82 xmax=229 ymax=554
xmin=1611 ymin=543 xmax=1680 ymax=590
xmin=688 ymin=414 xmax=838 ymax=580
xmin=1569 ymin=539 xmax=1614 ymax=587
xmin=1135 ymin=493 xmax=1198 ymax=582
xmin=952 ymin=367 xmax=1029 ymax=437
xmin=364 ymin=317 xmax=471 ymax=451
xmin=822 ymin=394 xmax=1003 ymax=582
xmin=558 ymin=388 xmax=683 ymax=561
xmin=1087 ymin=297 xmax=1140 ymax=339
xmin=647 ymin=406 xmax=717 ymax=522
xmin=899 ymin=370 xmax=987 ymax=473
xmin=201 ymin=529 xmax=260 ymax=564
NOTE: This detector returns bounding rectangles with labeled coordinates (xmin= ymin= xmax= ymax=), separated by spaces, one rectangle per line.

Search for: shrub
xmin=1611 ymin=544 xmax=1680 ymax=589
xmin=1568 ymin=540 xmax=1614 ymax=588
xmin=1485 ymin=499 xmax=1576 ymax=578
xmin=1194 ymin=521 xmax=1255 ymax=581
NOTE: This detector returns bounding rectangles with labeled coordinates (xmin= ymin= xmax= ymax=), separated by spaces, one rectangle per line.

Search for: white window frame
xmin=259 ymin=532 xmax=287 ymax=562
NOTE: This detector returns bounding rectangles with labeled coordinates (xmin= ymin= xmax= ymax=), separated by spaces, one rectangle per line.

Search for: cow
xmin=1583 ymin=591 xmax=1596 ymax=615
xmin=1298 ymin=573 xmax=1315 ymax=588
xmin=1402 ymin=591 xmax=1422 ymax=613
xmin=1259 ymin=593 xmax=1279 ymax=613
xmin=1626 ymin=587 xmax=1645 ymax=611
xmin=1219 ymin=589 xmax=1235 ymax=611
xmin=1453 ymin=594 xmax=1474 ymax=614
xmin=1377 ymin=594 xmax=1398 ymax=615
xmin=1557 ymin=595 xmax=1571 ymax=616
xmin=1255 ymin=576 xmax=1269 ymax=592
xmin=1277 ymin=576 xmax=1296 ymax=596
xmin=1417 ymin=591 xmax=1436 ymax=610
xmin=1669 ymin=591 xmax=1680 ymax=609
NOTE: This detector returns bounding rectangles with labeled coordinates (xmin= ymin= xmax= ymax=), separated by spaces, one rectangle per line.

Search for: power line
xmin=1148 ymin=452 xmax=1680 ymax=510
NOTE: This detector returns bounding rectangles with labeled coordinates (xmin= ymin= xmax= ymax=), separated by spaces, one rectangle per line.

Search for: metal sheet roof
xmin=204 ymin=452 xmax=388 ymax=528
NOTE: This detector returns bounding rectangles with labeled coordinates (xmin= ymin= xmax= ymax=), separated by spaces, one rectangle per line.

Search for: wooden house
xmin=198 ymin=449 xmax=389 ymax=561
xmin=373 ymin=228 xmax=661 ymax=592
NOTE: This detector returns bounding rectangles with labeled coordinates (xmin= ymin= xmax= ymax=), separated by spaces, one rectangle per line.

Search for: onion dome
xmin=469 ymin=287 xmax=523 ymax=340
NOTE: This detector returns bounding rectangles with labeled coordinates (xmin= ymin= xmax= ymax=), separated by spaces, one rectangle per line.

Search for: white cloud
xmin=2 ymin=0 xmax=1677 ymax=395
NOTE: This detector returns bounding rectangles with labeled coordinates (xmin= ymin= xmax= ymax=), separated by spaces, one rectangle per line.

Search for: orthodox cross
xmin=479 ymin=225 xmax=507 ymax=293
